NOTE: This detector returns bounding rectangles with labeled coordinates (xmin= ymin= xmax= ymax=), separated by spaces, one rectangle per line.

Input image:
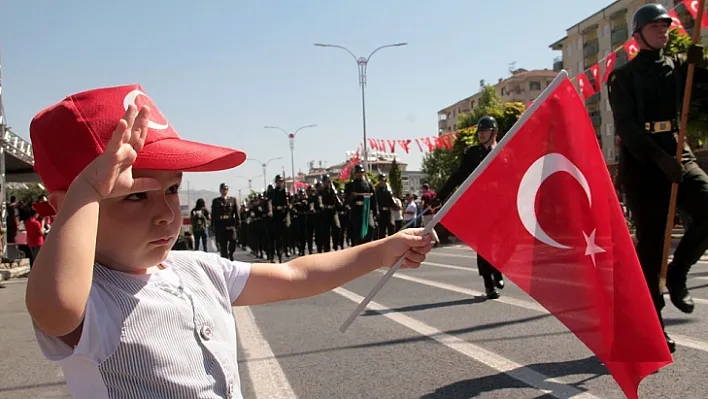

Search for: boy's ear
xmin=47 ymin=191 xmax=66 ymax=213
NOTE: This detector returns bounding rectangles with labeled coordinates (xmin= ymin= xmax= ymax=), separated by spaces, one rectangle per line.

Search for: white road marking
xmin=233 ymin=307 xmax=297 ymax=399
xmin=376 ymin=268 xmax=708 ymax=353
xmin=333 ymin=287 xmax=602 ymax=399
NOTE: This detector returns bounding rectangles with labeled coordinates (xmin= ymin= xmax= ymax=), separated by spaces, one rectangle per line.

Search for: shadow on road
xmin=362 ymin=297 xmax=488 ymax=316
xmin=419 ymin=356 xmax=607 ymax=399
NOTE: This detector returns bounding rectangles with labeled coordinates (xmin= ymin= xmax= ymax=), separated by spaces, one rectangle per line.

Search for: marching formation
xmin=200 ymin=166 xmax=417 ymax=263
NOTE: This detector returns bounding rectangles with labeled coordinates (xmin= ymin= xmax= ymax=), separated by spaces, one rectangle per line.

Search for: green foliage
xmin=421 ymin=148 xmax=459 ymax=192
xmin=388 ymin=158 xmax=404 ymax=198
xmin=422 ymin=84 xmax=525 ymax=191
xmin=8 ymin=184 xmax=48 ymax=205
xmin=664 ymin=28 xmax=708 ymax=147
xmin=330 ymin=178 xmax=345 ymax=192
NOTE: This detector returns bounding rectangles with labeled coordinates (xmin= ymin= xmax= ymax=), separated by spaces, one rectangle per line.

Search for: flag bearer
xmin=608 ymin=3 xmax=708 ymax=353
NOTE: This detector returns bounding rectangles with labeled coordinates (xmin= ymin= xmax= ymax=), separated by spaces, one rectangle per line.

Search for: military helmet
xmin=378 ymin=173 xmax=387 ymax=181
xmin=321 ymin=173 xmax=330 ymax=181
xmin=274 ymin=174 xmax=283 ymax=182
xmin=353 ymin=164 xmax=365 ymax=173
xmin=632 ymin=4 xmax=671 ymax=34
xmin=219 ymin=182 xmax=228 ymax=190
xmin=477 ymin=116 xmax=498 ymax=131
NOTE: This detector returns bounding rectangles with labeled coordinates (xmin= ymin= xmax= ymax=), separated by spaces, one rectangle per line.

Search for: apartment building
xmin=437 ymin=68 xmax=559 ymax=134
xmin=548 ymin=0 xmax=679 ymax=162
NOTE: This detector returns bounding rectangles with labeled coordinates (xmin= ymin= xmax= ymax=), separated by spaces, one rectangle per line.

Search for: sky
xmin=1 ymin=0 xmax=616 ymax=194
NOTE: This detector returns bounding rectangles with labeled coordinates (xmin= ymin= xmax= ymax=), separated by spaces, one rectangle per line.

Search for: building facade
xmin=549 ymin=0 xmax=680 ymax=162
xmin=437 ymin=68 xmax=559 ymax=134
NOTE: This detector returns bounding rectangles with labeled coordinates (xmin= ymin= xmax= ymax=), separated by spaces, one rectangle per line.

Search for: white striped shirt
xmin=33 ymin=251 xmax=251 ymax=398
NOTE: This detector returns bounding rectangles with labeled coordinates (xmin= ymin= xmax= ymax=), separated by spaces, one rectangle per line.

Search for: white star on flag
xmin=583 ymin=229 xmax=605 ymax=267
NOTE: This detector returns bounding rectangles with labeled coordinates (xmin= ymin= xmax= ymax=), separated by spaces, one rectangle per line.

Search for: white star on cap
xmin=583 ymin=229 xmax=605 ymax=267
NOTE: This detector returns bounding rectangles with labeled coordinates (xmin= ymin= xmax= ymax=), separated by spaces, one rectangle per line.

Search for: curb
xmin=0 ymin=266 xmax=30 ymax=282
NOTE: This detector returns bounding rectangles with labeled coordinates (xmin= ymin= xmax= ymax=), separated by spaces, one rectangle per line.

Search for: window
xmin=606 ymin=98 xmax=612 ymax=112
xmin=607 ymin=146 xmax=614 ymax=160
xmin=529 ymin=81 xmax=542 ymax=91
xmin=603 ymin=25 xmax=611 ymax=36
xmin=438 ymin=113 xmax=447 ymax=121
xmin=605 ymin=123 xmax=614 ymax=136
xmin=576 ymin=38 xmax=582 ymax=50
xmin=567 ymin=45 xmax=573 ymax=57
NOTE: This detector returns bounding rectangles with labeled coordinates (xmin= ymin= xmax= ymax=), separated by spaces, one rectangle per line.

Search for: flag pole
xmin=660 ymin=1 xmax=705 ymax=292
xmin=339 ymin=70 xmax=570 ymax=332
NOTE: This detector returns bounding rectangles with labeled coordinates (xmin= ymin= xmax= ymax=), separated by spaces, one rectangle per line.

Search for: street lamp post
xmin=248 ymin=157 xmax=284 ymax=189
xmin=264 ymin=124 xmax=317 ymax=192
xmin=314 ymin=42 xmax=407 ymax=173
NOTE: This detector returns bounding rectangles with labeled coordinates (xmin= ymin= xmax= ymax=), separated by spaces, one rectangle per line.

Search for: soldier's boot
xmin=658 ymin=314 xmax=676 ymax=353
xmin=493 ymin=270 xmax=504 ymax=289
xmin=666 ymin=262 xmax=694 ymax=314
xmin=483 ymin=276 xmax=499 ymax=300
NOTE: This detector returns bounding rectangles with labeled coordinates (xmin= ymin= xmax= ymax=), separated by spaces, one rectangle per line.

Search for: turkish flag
xmin=439 ymin=76 xmax=672 ymax=399
xmin=624 ymin=38 xmax=640 ymax=60
xmin=602 ymin=52 xmax=617 ymax=84
xmin=683 ymin=0 xmax=708 ymax=28
xmin=576 ymin=72 xmax=596 ymax=99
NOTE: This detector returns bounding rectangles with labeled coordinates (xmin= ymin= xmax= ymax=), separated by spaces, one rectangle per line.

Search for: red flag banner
xmin=439 ymin=72 xmax=672 ymax=398
xmin=576 ymin=73 xmax=596 ymax=99
xmin=602 ymin=52 xmax=617 ymax=84
xmin=623 ymin=38 xmax=640 ymax=60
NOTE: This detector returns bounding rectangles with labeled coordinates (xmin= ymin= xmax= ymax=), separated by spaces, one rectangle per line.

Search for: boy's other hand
xmin=381 ymin=228 xmax=435 ymax=269
xmin=76 ymin=104 xmax=162 ymax=200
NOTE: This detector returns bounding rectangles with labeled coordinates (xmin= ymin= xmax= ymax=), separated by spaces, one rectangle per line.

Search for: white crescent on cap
xmin=516 ymin=153 xmax=592 ymax=249
xmin=123 ymin=89 xmax=169 ymax=130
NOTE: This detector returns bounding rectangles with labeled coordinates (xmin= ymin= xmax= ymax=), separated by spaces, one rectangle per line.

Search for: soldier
xmin=306 ymin=183 xmax=320 ymax=254
xmin=433 ymin=116 xmax=505 ymax=299
xmin=317 ymin=174 xmax=342 ymax=252
xmin=344 ymin=165 xmax=377 ymax=246
xmin=292 ymin=189 xmax=309 ymax=256
xmin=336 ymin=189 xmax=349 ymax=249
xmin=374 ymin=173 xmax=395 ymax=239
xmin=267 ymin=175 xmax=290 ymax=263
xmin=211 ymin=183 xmax=240 ymax=260
xmin=607 ymin=3 xmax=708 ymax=353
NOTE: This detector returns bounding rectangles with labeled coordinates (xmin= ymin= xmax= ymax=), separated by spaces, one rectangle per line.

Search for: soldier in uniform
xmin=345 ymin=164 xmax=377 ymax=246
xmin=317 ymin=174 xmax=342 ymax=252
xmin=607 ymin=3 xmax=708 ymax=353
xmin=306 ymin=183 xmax=320 ymax=253
xmin=211 ymin=183 xmax=240 ymax=260
xmin=292 ymin=189 xmax=309 ymax=256
xmin=267 ymin=175 xmax=290 ymax=263
xmin=336 ymin=189 xmax=349 ymax=249
xmin=375 ymin=173 xmax=395 ymax=239
xmin=433 ymin=116 xmax=505 ymax=299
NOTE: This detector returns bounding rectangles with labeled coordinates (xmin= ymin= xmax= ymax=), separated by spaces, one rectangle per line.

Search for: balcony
xmin=553 ymin=56 xmax=563 ymax=72
xmin=583 ymin=38 xmax=599 ymax=58
xmin=589 ymin=111 xmax=602 ymax=126
xmin=611 ymin=26 xmax=628 ymax=46
xmin=586 ymin=92 xmax=600 ymax=104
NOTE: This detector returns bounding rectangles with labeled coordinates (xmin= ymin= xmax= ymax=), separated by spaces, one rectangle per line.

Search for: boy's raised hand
xmin=77 ymin=104 xmax=162 ymax=200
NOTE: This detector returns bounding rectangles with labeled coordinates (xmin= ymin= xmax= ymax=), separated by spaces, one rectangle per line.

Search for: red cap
xmin=30 ymin=84 xmax=246 ymax=193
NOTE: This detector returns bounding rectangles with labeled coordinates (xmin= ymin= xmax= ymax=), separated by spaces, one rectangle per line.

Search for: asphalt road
xmin=1 ymin=245 xmax=706 ymax=398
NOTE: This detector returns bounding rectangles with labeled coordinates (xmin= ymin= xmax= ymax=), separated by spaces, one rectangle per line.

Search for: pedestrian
xmin=24 ymin=85 xmax=434 ymax=399
xmin=190 ymin=198 xmax=210 ymax=251
xmin=24 ymin=209 xmax=44 ymax=270
xmin=607 ymin=3 xmax=708 ymax=353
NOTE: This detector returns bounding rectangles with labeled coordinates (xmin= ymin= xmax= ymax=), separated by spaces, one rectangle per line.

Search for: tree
xmin=388 ymin=158 xmax=403 ymax=198
xmin=664 ymin=28 xmax=708 ymax=147
xmin=422 ymin=84 xmax=525 ymax=191
xmin=8 ymin=184 xmax=47 ymax=205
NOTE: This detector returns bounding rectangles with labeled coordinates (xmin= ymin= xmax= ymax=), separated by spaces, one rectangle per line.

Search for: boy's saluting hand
xmin=76 ymin=104 xmax=161 ymax=200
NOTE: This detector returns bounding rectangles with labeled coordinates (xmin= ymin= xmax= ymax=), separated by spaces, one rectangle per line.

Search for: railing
xmin=611 ymin=27 xmax=628 ymax=46
xmin=2 ymin=129 xmax=34 ymax=165
xmin=583 ymin=38 xmax=599 ymax=58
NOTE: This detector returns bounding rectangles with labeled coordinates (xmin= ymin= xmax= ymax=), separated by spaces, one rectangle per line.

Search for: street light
xmin=314 ymin=42 xmax=408 ymax=173
xmin=264 ymin=124 xmax=317 ymax=192
xmin=247 ymin=157 xmax=283 ymax=189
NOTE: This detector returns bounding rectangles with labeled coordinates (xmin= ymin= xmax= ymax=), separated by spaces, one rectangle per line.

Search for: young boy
xmin=25 ymin=84 xmax=432 ymax=399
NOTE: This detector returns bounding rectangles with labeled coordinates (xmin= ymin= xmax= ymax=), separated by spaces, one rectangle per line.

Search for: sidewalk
xmin=0 ymin=259 xmax=30 ymax=283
